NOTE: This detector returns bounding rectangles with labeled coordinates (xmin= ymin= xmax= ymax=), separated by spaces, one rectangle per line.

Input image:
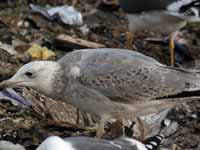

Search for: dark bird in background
xmin=118 ymin=0 xmax=200 ymax=66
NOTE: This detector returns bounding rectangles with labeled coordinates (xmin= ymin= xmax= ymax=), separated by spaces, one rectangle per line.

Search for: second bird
xmin=118 ymin=0 xmax=200 ymax=66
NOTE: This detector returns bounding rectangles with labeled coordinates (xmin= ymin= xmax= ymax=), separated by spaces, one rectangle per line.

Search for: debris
xmin=0 ymin=42 xmax=18 ymax=56
xmin=27 ymin=44 xmax=56 ymax=60
xmin=23 ymin=89 xmax=88 ymax=127
xmin=97 ymin=0 xmax=120 ymax=10
xmin=12 ymin=40 xmax=30 ymax=54
xmin=17 ymin=20 xmax=30 ymax=28
xmin=162 ymin=118 xmax=171 ymax=127
xmin=160 ymin=120 xmax=178 ymax=138
xmin=0 ymin=88 xmax=31 ymax=106
xmin=79 ymin=24 xmax=90 ymax=36
xmin=55 ymin=34 xmax=106 ymax=49
xmin=139 ymin=109 xmax=170 ymax=137
xmin=30 ymin=4 xmax=83 ymax=26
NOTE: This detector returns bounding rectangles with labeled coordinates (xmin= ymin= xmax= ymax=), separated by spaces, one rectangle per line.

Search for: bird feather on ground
xmin=0 ymin=48 xmax=199 ymax=136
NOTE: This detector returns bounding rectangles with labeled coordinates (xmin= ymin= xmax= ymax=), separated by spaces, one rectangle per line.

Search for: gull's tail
xmin=122 ymin=97 xmax=199 ymax=118
xmin=160 ymin=65 xmax=200 ymax=93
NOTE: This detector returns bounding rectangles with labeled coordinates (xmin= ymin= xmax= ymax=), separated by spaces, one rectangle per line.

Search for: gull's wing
xmin=60 ymin=48 xmax=200 ymax=104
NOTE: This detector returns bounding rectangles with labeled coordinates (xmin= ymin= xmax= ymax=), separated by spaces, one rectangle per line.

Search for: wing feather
xmin=74 ymin=49 xmax=197 ymax=103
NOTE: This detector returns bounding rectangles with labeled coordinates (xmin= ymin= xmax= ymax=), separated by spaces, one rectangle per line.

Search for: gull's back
xmin=59 ymin=48 xmax=200 ymax=103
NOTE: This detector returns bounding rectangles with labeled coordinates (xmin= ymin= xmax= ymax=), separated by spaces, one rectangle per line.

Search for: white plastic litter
xmin=30 ymin=4 xmax=83 ymax=25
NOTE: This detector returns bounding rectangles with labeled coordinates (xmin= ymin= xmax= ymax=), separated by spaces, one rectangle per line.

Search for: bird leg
xmin=96 ymin=121 xmax=105 ymax=138
xmin=96 ymin=114 xmax=111 ymax=138
xmin=125 ymin=32 xmax=134 ymax=49
xmin=76 ymin=108 xmax=80 ymax=126
xmin=169 ymin=37 xmax=175 ymax=66
xmin=136 ymin=117 xmax=148 ymax=141
xmin=169 ymin=31 xmax=178 ymax=66
xmin=111 ymin=112 xmax=124 ymax=138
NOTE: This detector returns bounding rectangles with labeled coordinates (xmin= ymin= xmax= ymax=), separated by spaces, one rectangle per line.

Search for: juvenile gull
xmin=118 ymin=0 xmax=200 ymax=65
xmin=0 ymin=48 xmax=199 ymax=136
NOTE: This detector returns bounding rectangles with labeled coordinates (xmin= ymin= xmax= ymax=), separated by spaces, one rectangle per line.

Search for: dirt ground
xmin=0 ymin=0 xmax=199 ymax=150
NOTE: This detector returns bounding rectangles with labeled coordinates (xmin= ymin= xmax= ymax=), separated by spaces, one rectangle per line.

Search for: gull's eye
xmin=25 ymin=71 xmax=33 ymax=78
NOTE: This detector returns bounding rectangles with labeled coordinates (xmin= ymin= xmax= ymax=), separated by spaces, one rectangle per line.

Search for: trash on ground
xmin=27 ymin=44 xmax=56 ymax=60
xmin=55 ymin=34 xmax=106 ymax=50
xmin=30 ymin=4 xmax=83 ymax=26
xmin=0 ymin=88 xmax=32 ymax=106
xmin=0 ymin=42 xmax=18 ymax=56
xmin=140 ymin=109 xmax=170 ymax=138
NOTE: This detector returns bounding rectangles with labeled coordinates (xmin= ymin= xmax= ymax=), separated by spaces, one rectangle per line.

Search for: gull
xmin=36 ymin=136 xmax=145 ymax=150
xmin=118 ymin=0 xmax=200 ymax=66
xmin=0 ymin=48 xmax=199 ymax=137
xmin=37 ymin=119 xmax=178 ymax=150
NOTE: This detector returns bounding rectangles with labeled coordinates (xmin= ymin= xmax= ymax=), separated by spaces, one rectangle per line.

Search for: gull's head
xmin=37 ymin=136 xmax=74 ymax=150
xmin=0 ymin=61 xmax=63 ymax=96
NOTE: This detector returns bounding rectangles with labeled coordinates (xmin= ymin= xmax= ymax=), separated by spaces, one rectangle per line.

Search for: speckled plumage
xmin=51 ymin=48 xmax=200 ymax=117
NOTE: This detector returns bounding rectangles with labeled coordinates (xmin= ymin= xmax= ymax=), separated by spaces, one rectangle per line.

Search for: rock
xmin=0 ymin=42 xmax=18 ymax=56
